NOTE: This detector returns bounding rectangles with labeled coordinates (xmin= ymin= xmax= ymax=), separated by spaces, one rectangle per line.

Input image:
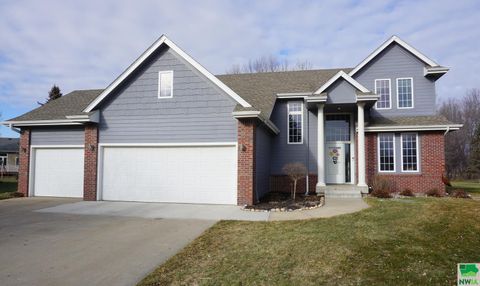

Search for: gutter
xmin=1 ymin=111 xmax=100 ymax=127
xmin=7 ymin=123 xmax=20 ymax=134
xmin=363 ymin=124 xmax=463 ymax=132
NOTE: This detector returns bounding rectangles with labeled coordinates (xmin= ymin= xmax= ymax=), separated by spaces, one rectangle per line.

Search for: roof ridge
xmin=215 ymin=67 xmax=353 ymax=77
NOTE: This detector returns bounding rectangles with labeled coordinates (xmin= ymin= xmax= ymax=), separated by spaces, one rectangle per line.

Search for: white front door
xmin=325 ymin=143 xmax=346 ymax=184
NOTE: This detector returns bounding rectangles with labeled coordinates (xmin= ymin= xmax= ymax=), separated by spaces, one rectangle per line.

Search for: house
xmin=2 ymin=35 xmax=462 ymax=205
xmin=0 ymin=137 xmax=19 ymax=176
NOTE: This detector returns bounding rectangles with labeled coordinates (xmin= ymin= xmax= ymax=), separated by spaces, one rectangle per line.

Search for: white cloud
xmin=0 ymin=0 xmax=479 ymax=111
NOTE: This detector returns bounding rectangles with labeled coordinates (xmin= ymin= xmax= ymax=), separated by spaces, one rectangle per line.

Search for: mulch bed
xmin=244 ymin=192 xmax=324 ymax=212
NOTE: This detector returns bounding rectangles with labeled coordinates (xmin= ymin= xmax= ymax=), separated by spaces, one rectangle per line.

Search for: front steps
xmin=320 ymin=184 xmax=363 ymax=198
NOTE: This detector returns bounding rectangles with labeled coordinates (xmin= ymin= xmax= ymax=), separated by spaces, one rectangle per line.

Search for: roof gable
xmin=83 ymin=35 xmax=251 ymax=112
xmin=313 ymin=71 xmax=369 ymax=94
xmin=349 ymin=36 xmax=440 ymax=76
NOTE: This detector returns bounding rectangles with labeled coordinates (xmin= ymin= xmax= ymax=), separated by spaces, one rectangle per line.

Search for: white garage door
xmin=32 ymin=148 xmax=84 ymax=198
xmin=101 ymin=146 xmax=237 ymax=204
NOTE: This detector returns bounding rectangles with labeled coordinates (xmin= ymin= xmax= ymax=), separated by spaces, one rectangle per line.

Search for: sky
xmin=1 ymin=0 xmax=479 ymax=137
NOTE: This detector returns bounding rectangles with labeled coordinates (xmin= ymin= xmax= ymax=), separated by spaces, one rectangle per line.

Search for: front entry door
xmin=325 ymin=143 xmax=346 ymax=184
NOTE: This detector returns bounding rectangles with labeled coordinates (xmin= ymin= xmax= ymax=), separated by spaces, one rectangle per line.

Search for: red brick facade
xmin=365 ymin=131 xmax=446 ymax=193
xmin=83 ymin=124 xmax=99 ymax=201
xmin=270 ymin=174 xmax=317 ymax=194
xmin=17 ymin=128 xmax=31 ymax=197
xmin=237 ymin=119 xmax=256 ymax=205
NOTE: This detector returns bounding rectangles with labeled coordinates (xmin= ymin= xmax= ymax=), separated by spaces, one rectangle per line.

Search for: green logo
xmin=458 ymin=264 xmax=480 ymax=285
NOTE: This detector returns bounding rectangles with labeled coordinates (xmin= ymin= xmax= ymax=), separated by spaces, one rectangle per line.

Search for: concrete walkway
xmin=37 ymin=197 xmax=369 ymax=221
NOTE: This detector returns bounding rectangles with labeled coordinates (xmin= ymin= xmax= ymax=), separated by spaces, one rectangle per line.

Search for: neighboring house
xmin=0 ymin=137 xmax=20 ymax=175
xmin=1 ymin=35 xmax=462 ymax=205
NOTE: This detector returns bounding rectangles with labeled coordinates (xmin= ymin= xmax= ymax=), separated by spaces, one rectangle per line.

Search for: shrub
xmin=12 ymin=192 xmax=24 ymax=198
xmin=370 ymin=176 xmax=393 ymax=198
xmin=370 ymin=188 xmax=392 ymax=198
xmin=426 ymin=188 xmax=444 ymax=197
xmin=399 ymin=188 xmax=415 ymax=197
xmin=451 ymin=189 xmax=471 ymax=199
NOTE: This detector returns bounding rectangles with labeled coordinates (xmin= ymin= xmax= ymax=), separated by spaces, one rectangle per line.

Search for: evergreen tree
xmin=467 ymin=123 xmax=480 ymax=180
xmin=38 ymin=85 xmax=62 ymax=105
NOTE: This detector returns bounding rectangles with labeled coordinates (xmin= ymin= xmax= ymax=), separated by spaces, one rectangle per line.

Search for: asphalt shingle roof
xmin=8 ymin=89 xmax=103 ymax=121
xmin=217 ymin=68 xmax=352 ymax=118
xmin=367 ymin=115 xmax=458 ymax=127
xmin=0 ymin=137 xmax=19 ymax=153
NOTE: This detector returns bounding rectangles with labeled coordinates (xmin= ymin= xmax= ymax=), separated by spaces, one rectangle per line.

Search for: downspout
xmin=305 ymin=102 xmax=310 ymax=195
xmin=444 ymin=125 xmax=450 ymax=136
xmin=8 ymin=123 xmax=21 ymax=134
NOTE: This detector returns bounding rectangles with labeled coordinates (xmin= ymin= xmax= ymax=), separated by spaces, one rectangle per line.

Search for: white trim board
xmin=314 ymin=71 xmax=370 ymax=94
xmin=349 ymin=36 xmax=440 ymax=76
xmin=98 ymin=142 xmax=237 ymax=147
xmin=364 ymin=124 xmax=462 ymax=132
xmin=83 ymin=35 xmax=251 ymax=112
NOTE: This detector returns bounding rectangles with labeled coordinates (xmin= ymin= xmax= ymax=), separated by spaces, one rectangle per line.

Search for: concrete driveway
xmin=0 ymin=198 xmax=215 ymax=286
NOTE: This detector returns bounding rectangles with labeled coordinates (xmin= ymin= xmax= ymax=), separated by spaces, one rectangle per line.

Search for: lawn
xmin=139 ymin=198 xmax=480 ymax=286
xmin=0 ymin=176 xmax=18 ymax=200
xmin=451 ymin=180 xmax=480 ymax=198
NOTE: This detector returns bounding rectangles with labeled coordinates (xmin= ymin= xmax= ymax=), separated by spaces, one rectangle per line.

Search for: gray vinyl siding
xmin=326 ymin=79 xmax=357 ymax=104
xmin=255 ymin=125 xmax=272 ymax=199
xmin=98 ymin=46 xmax=237 ymax=143
xmin=270 ymin=100 xmax=318 ymax=174
xmin=354 ymin=43 xmax=436 ymax=117
xmin=377 ymin=132 xmax=422 ymax=174
xmin=30 ymin=126 xmax=85 ymax=145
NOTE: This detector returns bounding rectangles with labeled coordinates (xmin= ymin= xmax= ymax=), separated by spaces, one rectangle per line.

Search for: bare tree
xmin=226 ymin=55 xmax=313 ymax=74
xmin=282 ymin=163 xmax=307 ymax=200
xmin=438 ymin=88 xmax=480 ymax=178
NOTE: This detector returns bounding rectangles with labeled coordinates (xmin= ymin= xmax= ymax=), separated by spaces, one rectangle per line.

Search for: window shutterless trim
xmin=287 ymin=101 xmax=303 ymax=145
xmin=377 ymin=133 xmax=396 ymax=173
xmin=400 ymin=132 xmax=419 ymax=172
xmin=374 ymin=78 xmax=391 ymax=110
xmin=158 ymin=70 xmax=173 ymax=99
xmin=396 ymin=77 xmax=414 ymax=109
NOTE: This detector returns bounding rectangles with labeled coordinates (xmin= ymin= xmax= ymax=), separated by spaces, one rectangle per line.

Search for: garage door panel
xmin=33 ymin=148 xmax=84 ymax=198
xmin=101 ymin=146 xmax=237 ymax=204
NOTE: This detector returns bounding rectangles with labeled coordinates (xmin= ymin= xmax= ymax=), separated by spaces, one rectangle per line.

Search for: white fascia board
xmin=98 ymin=142 xmax=237 ymax=147
xmin=363 ymin=124 xmax=463 ymax=132
xmin=356 ymin=94 xmax=380 ymax=102
xmin=84 ymin=35 xmax=251 ymax=112
xmin=349 ymin=36 xmax=440 ymax=77
xmin=277 ymin=92 xmax=312 ymax=99
xmin=232 ymin=111 xmax=280 ymax=134
xmin=424 ymin=66 xmax=449 ymax=76
xmin=305 ymin=95 xmax=327 ymax=103
xmin=2 ymin=120 xmax=85 ymax=127
xmin=314 ymin=71 xmax=370 ymax=94
xmin=66 ymin=110 xmax=100 ymax=123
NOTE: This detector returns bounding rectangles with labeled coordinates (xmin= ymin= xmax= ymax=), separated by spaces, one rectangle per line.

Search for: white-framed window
xmin=397 ymin=77 xmax=414 ymax=108
xmin=401 ymin=133 xmax=419 ymax=172
xmin=287 ymin=101 xmax=303 ymax=144
xmin=0 ymin=156 xmax=6 ymax=167
xmin=378 ymin=133 xmax=395 ymax=172
xmin=375 ymin=79 xmax=391 ymax=109
xmin=158 ymin=70 xmax=173 ymax=98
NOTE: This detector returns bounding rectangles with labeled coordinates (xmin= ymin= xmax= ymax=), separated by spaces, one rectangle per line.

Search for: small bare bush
xmin=451 ymin=189 xmax=471 ymax=199
xmin=399 ymin=188 xmax=415 ymax=197
xmin=426 ymin=188 xmax=444 ymax=197
xmin=282 ymin=163 xmax=307 ymax=200
xmin=370 ymin=176 xmax=393 ymax=198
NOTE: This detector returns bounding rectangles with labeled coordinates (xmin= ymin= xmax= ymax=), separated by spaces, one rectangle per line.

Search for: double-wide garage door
xmin=100 ymin=146 xmax=237 ymax=205
xmin=32 ymin=148 xmax=84 ymax=198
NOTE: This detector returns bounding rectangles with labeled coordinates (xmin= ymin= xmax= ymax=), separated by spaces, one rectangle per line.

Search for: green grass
xmin=0 ymin=176 xmax=18 ymax=200
xmin=451 ymin=180 xmax=480 ymax=194
xmin=139 ymin=198 xmax=480 ymax=286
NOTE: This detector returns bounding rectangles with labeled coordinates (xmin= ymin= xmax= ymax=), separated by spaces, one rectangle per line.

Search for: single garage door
xmin=32 ymin=148 xmax=84 ymax=198
xmin=101 ymin=146 xmax=237 ymax=204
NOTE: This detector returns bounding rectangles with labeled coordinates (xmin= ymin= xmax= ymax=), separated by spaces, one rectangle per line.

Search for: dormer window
xmin=397 ymin=78 xmax=413 ymax=108
xmin=158 ymin=71 xmax=173 ymax=98
xmin=375 ymin=79 xmax=391 ymax=109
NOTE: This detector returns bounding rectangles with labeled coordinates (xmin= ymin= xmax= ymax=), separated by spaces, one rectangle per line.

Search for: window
xmin=158 ymin=71 xmax=173 ymax=98
xmin=287 ymin=102 xmax=303 ymax=144
xmin=401 ymin=133 xmax=418 ymax=172
xmin=397 ymin=78 xmax=413 ymax=108
xmin=15 ymin=157 xmax=19 ymax=166
xmin=326 ymin=114 xmax=350 ymax=142
xmin=375 ymin=79 xmax=391 ymax=109
xmin=378 ymin=133 xmax=395 ymax=172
